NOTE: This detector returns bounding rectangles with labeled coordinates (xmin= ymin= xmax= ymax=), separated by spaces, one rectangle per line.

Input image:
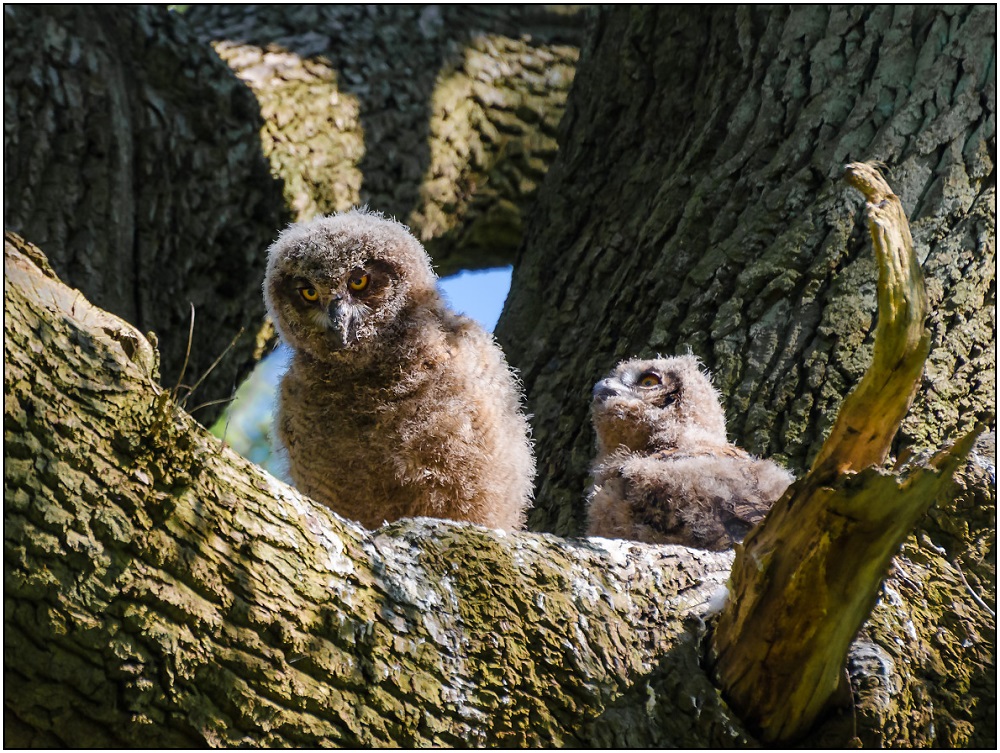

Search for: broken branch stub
xmin=709 ymin=163 xmax=975 ymax=743
xmin=811 ymin=162 xmax=931 ymax=475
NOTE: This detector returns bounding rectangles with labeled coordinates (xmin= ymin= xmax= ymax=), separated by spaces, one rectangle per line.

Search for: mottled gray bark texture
xmin=183 ymin=4 xmax=585 ymax=274
xmin=5 ymin=5 xmax=995 ymax=748
xmin=497 ymin=5 xmax=996 ymax=540
xmin=3 ymin=4 xmax=288 ymax=423
xmin=4 ymin=233 xmax=994 ymax=747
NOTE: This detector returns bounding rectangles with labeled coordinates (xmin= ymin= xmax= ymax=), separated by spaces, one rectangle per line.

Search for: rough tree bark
xmin=3 ymin=5 xmax=289 ymax=421
xmin=1 ymin=231 xmax=739 ymax=747
xmin=184 ymin=4 xmax=586 ymax=274
xmin=496 ymin=5 xmax=996 ymax=538
xmin=3 ymin=231 xmax=994 ymax=747
xmin=4 ymin=4 xmax=584 ymax=419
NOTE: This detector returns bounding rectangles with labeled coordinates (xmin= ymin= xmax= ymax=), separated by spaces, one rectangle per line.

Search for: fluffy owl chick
xmin=263 ymin=208 xmax=534 ymax=531
xmin=586 ymin=355 xmax=793 ymax=550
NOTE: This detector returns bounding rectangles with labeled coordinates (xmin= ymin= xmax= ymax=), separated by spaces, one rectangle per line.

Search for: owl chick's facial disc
xmin=264 ymin=209 xmax=438 ymax=359
xmin=591 ymin=355 xmax=728 ymax=454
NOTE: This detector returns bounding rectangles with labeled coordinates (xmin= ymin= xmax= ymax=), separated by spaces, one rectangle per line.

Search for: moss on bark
xmin=3 ymin=233 xmax=742 ymax=746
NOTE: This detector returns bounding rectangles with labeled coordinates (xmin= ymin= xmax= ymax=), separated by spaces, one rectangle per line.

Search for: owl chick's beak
xmin=592 ymin=378 xmax=624 ymax=402
xmin=325 ymin=298 xmax=358 ymax=350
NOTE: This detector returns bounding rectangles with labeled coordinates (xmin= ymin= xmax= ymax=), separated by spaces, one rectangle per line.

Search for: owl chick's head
xmin=591 ymin=355 xmax=728 ymax=456
xmin=264 ymin=208 xmax=439 ymax=361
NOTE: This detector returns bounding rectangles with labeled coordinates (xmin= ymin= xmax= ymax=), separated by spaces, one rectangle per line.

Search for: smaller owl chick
xmin=263 ymin=208 xmax=534 ymax=531
xmin=586 ymin=355 xmax=793 ymax=550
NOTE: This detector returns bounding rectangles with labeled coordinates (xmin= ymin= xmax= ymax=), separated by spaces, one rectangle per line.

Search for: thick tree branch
xmin=3 ymin=5 xmax=288 ymax=420
xmin=3 ymin=232 xmax=741 ymax=746
xmin=184 ymin=5 xmax=584 ymax=274
xmin=710 ymin=164 xmax=980 ymax=742
xmin=497 ymin=5 xmax=995 ymax=538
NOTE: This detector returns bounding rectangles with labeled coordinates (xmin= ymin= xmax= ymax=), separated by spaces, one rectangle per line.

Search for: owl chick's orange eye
xmin=638 ymin=373 xmax=661 ymax=388
xmin=348 ymin=271 xmax=370 ymax=292
xmin=299 ymin=287 xmax=319 ymax=302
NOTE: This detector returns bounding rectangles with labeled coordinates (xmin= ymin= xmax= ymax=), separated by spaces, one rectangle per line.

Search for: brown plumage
xmin=586 ymin=355 xmax=793 ymax=550
xmin=263 ymin=208 xmax=534 ymax=531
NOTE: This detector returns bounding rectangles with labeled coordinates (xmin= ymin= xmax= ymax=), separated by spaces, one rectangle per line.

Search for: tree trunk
xmin=4 ymin=231 xmax=994 ymax=747
xmin=183 ymin=4 xmax=586 ymax=275
xmin=496 ymin=5 xmax=996 ymax=539
xmin=3 ymin=4 xmax=289 ymax=422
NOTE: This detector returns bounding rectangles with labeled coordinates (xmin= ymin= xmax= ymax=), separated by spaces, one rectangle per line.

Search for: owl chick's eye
xmin=638 ymin=372 xmax=662 ymax=388
xmin=299 ymin=286 xmax=320 ymax=303
xmin=348 ymin=271 xmax=370 ymax=292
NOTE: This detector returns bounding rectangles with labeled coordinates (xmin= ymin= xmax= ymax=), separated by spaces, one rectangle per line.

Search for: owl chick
xmin=586 ymin=355 xmax=793 ymax=550
xmin=263 ymin=208 xmax=534 ymax=531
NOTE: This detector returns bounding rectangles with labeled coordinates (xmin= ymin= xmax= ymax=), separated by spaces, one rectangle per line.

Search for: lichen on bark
xmin=4 ymin=4 xmax=995 ymax=747
xmin=3 ymin=232 xmax=742 ymax=747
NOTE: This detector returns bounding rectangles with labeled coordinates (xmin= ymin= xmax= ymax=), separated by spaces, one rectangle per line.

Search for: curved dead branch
xmin=710 ymin=162 xmax=979 ymax=742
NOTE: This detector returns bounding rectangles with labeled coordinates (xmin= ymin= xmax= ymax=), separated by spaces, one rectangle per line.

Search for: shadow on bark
xmin=496 ymin=5 xmax=996 ymax=537
xmin=183 ymin=5 xmax=588 ymax=273
xmin=3 ymin=5 xmax=289 ymax=424
xmin=3 ymin=228 xmax=994 ymax=746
